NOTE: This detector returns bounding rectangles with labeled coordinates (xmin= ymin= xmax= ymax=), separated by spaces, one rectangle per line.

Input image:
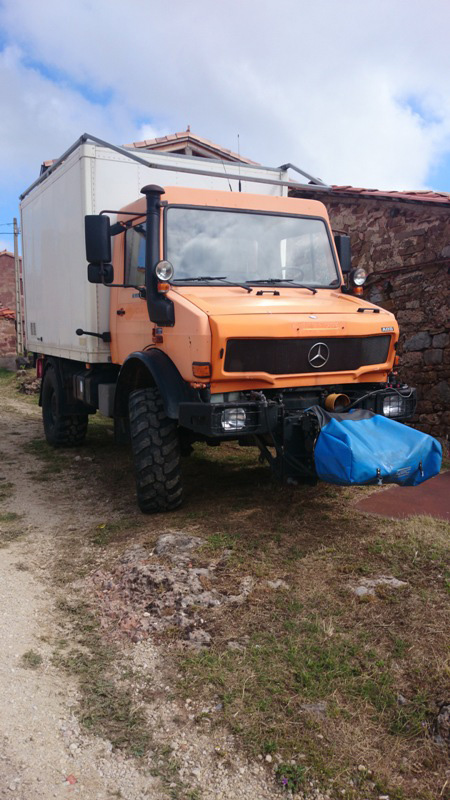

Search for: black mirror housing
xmin=87 ymin=263 xmax=114 ymax=284
xmin=85 ymin=215 xmax=111 ymax=264
xmin=334 ymin=234 xmax=352 ymax=274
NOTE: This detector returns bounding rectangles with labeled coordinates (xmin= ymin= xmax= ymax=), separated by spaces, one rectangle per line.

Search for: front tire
xmin=128 ymin=387 xmax=183 ymax=513
xmin=41 ymin=365 xmax=88 ymax=447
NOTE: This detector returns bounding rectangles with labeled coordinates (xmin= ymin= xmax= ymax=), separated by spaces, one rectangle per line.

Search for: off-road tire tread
xmin=42 ymin=366 xmax=88 ymax=447
xmin=129 ymin=387 xmax=182 ymax=513
xmin=51 ymin=416 xmax=88 ymax=447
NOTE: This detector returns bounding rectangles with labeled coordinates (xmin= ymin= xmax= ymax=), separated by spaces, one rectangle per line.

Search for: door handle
xmin=116 ymin=308 xmax=126 ymax=316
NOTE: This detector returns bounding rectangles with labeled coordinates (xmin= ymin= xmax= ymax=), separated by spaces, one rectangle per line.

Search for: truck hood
xmin=172 ymin=286 xmax=394 ymax=320
xmin=172 ymin=287 xmax=397 ymax=342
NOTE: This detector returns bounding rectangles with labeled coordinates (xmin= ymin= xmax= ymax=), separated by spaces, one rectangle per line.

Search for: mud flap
xmin=311 ymin=408 xmax=442 ymax=487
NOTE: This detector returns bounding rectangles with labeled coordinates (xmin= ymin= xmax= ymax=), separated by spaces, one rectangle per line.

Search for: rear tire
xmin=128 ymin=387 xmax=183 ymax=513
xmin=41 ymin=365 xmax=88 ymax=447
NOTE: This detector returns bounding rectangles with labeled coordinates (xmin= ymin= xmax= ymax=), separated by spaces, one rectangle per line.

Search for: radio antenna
xmin=219 ymin=155 xmax=233 ymax=192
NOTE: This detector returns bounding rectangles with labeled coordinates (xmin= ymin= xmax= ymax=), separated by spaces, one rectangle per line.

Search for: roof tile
xmin=326 ymin=185 xmax=450 ymax=205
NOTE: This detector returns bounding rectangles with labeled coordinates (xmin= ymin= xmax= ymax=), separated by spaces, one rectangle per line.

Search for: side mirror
xmin=87 ymin=263 xmax=114 ymax=284
xmin=334 ymin=234 xmax=351 ymax=274
xmin=85 ymin=215 xmax=111 ymax=264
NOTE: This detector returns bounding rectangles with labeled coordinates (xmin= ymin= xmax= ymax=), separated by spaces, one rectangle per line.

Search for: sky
xmin=1 ymin=0 xmax=450 ymax=252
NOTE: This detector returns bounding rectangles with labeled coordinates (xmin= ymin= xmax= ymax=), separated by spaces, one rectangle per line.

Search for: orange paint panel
xmin=157 ymin=290 xmax=211 ymax=379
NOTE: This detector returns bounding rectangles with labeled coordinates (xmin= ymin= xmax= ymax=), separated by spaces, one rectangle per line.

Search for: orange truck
xmin=20 ymin=134 xmax=419 ymax=512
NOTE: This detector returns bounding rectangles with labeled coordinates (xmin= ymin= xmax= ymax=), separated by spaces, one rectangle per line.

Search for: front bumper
xmin=178 ymin=385 xmax=416 ymax=438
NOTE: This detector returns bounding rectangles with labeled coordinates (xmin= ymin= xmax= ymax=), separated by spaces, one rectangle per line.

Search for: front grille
xmin=224 ymin=335 xmax=391 ymax=374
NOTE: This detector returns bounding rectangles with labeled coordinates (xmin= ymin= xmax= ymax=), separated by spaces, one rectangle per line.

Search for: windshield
xmin=166 ymin=206 xmax=339 ymax=287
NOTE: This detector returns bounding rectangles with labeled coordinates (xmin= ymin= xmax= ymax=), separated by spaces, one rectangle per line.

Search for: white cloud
xmin=0 ymin=45 xmax=134 ymax=188
xmin=1 ymin=0 xmax=450 ymax=191
xmin=132 ymin=123 xmax=169 ymax=144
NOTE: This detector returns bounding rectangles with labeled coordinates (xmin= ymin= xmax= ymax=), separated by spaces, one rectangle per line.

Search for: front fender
xmin=115 ymin=349 xmax=199 ymax=419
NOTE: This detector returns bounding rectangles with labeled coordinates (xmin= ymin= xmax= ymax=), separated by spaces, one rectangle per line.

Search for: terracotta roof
xmin=0 ymin=249 xmax=14 ymax=258
xmin=0 ymin=308 xmax=15 ymax=320
xmin=123 ymin=129 xmax=259 ymax=165
xmin=41 ymin=130 xmax=259 ymax=173
xmin=327 ymin=186 xmax=450 ymax=205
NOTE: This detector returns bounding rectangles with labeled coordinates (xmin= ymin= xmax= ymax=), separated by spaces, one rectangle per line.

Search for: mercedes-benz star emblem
xmin=308 ymin=342 xmax=330 ymax=369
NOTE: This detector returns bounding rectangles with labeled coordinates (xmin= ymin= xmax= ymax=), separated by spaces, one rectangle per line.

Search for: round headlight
xmin=155 ymin=260 xmax=174 ymax=281
xmin=351 ymin=267 xmax=367 ymax=286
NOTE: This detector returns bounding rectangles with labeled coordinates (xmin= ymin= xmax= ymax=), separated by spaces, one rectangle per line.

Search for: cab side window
xmin=124 ymin=223 xmax=146 ymax=285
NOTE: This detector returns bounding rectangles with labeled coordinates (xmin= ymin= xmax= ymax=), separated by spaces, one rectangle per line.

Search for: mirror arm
xmin=99 ymin=276 xmax=146 ymax=297
xmin=99 ymin=277 xmax=147 ymax=298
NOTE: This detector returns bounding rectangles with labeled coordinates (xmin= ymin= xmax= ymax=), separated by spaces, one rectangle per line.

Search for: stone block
xmin=424 ymin=349 xmax=443 ymax=366
xmin=404 ymin=332 xmax=431 ymax=352
xmin=400 ymin=351 xmax=423 ymax=367
xmin=396 ymin=310 xmax=424 ymax=325
xmin=405 ymin=300 xmax=420 ymax=309
xmin=416 ymin=400 xmax=432 ymax=413
xmin=433 ymin=332 xmax=449 ymax=348
xmin=368 ymin=288 xmax=384 ymax=305
xmin=435 ymin=380 xmax=450 ymax=405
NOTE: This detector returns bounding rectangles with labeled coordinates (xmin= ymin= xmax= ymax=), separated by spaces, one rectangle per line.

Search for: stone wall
xmin=290 ymin=188 xmax=449 ymax=437
xmin=0 ymin=250 xmax=16 ymax=310
xmin=0 ymin=251 xmax=24 ymax=365
xmin=0 ymin=316 xmax=17 ymax=367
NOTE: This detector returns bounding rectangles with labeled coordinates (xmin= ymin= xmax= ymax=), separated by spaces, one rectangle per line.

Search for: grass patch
xmin=0 ymin=511 xmax=19 ymax=522
xmin=205 ymin=532 xmax=236 ymax=551
xmin=0 ymin=368 xmax=17 ymax=389
xmin=21 ymin=649 xmax=43 ymax=669
xmin=182 ymin=602 xmax=418 ymax=757
xmin=91 ymin=518 xmax=143 ymax=547
xmin=275 ymin=763 xmax=306 ymax=792
xmin=54 ymin=599 xmax=151 ymax=756
xmin=0 ymin=367 xmax=39 ymax=407
xmin=0 ymin=481 xmax=14 ymax=501
xmin=24 ymin=438 xmax=67 ymax=481
xmin=54 ymin=596 xmax=197 ymax=797
xmin=0 ymin=529 xmax=25 ymax=546
xmin=0 ymin=509 xmax=26 ymax=547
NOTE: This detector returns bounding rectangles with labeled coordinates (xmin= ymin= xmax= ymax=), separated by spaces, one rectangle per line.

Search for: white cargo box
xmin=20 ymin=136 xmax=291 ymax=363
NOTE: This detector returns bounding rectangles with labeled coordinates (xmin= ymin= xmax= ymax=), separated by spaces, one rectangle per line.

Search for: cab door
xmin=110 ymin=223 xmax=152 ymax=364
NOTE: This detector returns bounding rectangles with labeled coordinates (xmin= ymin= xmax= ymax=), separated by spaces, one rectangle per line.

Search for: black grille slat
xmin=224 ymin=336 xmax=390 ymax=374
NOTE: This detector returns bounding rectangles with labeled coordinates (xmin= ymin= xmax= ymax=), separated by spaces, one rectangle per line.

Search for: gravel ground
xmin=0 ymin=401 xmax=318 ymax=799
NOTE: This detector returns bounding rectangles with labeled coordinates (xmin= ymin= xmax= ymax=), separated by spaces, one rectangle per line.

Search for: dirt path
xmin=0 ymin=408 xmax=166 ymax=799
xmin=0 ymin=404 xmax=286 ymax=800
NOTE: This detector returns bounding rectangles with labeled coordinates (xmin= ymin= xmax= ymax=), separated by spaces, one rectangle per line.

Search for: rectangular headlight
xmin=221 ymin=407 xmax=247 ymax=431
xmin=382 ymin=395 xmax=407 ymax=418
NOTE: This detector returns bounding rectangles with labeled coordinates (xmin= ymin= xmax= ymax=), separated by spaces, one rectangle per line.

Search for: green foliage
xmin=275 ymin=763 xmax=306 ymax=792
xmin=21 ymin=649 xmax=43 ymax=669
xmin=54 ymin=601 xmax=151 ymax=756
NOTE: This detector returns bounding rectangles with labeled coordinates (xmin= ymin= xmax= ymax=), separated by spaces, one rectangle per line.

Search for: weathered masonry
xmin=0 ymin=249 xmax=18 ymax=366
xmin=290 ymin=185 xmax=450 ymax=438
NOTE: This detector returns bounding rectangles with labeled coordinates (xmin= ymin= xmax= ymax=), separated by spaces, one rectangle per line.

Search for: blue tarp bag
xmin=312 ymin=408 xmax=442 ymax=487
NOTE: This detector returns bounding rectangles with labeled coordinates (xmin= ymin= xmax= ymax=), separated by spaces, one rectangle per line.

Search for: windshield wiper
xmin=172 ymin=276 xmax=252 ymax=293
xmin=246 ymin=279 xmax=317 ymax=294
